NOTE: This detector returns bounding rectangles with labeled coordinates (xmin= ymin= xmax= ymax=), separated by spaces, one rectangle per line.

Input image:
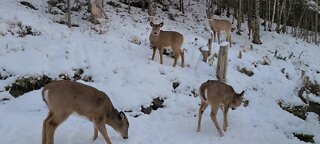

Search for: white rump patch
xmin=43 ymin=90 xmax=49 ymax=103
xmin=204 ymin=89 xmax=208 ymax=101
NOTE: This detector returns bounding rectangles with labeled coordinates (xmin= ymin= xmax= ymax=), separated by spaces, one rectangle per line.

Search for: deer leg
xmin=151 ymin=47 xmax=157 ymax=60
xmin=94 ymin=118 xmax=112 ymax=144
xmin=219 ymin=105 xmax=224 ymax=112
xmin=210 ymin=106 xmax=224 ymax=137
xmin=179 ymin=48 xmax=185 ymax=68
xmin=92 ymin=122 xmax=98 ymax=141
xmin=213 ymin=32 xmax=217 ymax=42
xmin=42 ymin=111 xmax=54 ymax=144
xmin=252 ymin=29 xmax=255 ymax=40
xmin=159 ymin=47 xmax=164 ymax=65
xmin=223 ymin=105 xmax=230 ymax=131
xmin=248 ymin=29 xmax=251 ymax=39
xmin=46 ymin=113 xmax=70 ymax=144
xmin=172 ymin=48 xmax=180 ymax=67
xmin=197 ymin=102 xmax=208 ymax=132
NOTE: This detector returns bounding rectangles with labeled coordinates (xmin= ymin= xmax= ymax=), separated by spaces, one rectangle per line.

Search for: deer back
xmin=200 ymin=80 xmax=243 ymax=107
xmin=149 ymin=22 xmax=183 ymax=49
xmin=209 ymin=19 xmax=232 ymax=32
xmin=42 ymin=80 xmax=114 ymax=118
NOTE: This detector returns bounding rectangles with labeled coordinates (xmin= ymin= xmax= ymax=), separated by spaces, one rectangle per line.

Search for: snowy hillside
xmin=0 ymin=0 xmax=320 ymax=144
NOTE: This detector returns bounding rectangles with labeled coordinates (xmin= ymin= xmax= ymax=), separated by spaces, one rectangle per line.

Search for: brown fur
xmin=248 ymin=17 xmax=255 ymax=39
xmin=197 ymin=80 xmax=244 ymax=137
xmin=208 ymin=16 xmax=232 ymax=47
xmin=149 ymin=22 xmax=185 ymax=67
xmin=41 ymin=80 xmax=129 ymax=144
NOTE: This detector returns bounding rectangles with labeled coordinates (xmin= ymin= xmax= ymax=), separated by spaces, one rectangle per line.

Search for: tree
xmin=142 ymin=0 xmax=146 ymax=11
xmin=252 ymin=0 xmax=262 ymax=44
xmin=276 ymin=0 xmax=286 ymax=33
xmin=67 ymin=0 xmax=71 ymax=28
xmin=148 ymin=0 xmax=154 ymax=22
xmin=280 ymin=0 xmax=292 ymax=33
xmin=179 ymin=0 xmax=184 ymax=14
xmin=268 ymin=0 xmax=277 ymax=31
xmin=315 ymin=0 xmax=318 ymax=44
xmin=236 ymin=0 xmax=242 ymax=35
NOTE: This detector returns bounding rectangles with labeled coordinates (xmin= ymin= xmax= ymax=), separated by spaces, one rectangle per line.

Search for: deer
xmin=208 ymin=16 xmax=232 ymax=47
xmin=149 ymin=22 xmax=185 ymax=67
xmin=197 ymin=80 xmax=244 ymax=137
xmin=41 ymin=80 xmax=129 ymax=144
xmin=248 ymin=16 xmax=255 ymax=39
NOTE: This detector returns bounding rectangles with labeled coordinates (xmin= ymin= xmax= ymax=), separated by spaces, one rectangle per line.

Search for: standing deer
xmin=208 ymin=16 xmax=232 ymax=47
xmin=197 ymin=80 xmax=244 ymax=137
xmin=149 ymin=22 xmax=185 ymax=67
xmin=42 ymin=80 xmax=129 ymax=144
xmin=248 ymin=16 xmax=255 ymax=39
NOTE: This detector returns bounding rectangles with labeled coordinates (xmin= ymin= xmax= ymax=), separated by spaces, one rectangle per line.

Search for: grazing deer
xmin=199 ymin=48 xmax=211 ymax=63
xmin=208 ymin=16 xmax=232 ymax=47
xmin=197 ymin=80 xmax=244 ymax=137
xmin=248 ymin=16 xmax=255 ymax=39
xmin=42 ymin=80 xmax=129 ymax=144
xmin=149 ymin=22 xmax=185 ymax=67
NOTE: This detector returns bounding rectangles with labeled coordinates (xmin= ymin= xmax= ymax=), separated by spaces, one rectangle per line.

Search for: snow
xmin=0 ymin=0 xmax=320 ymax=144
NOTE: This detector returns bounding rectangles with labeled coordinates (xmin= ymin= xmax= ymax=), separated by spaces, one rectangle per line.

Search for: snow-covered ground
xmin=0 ymin=0 xmax=320 ymax=144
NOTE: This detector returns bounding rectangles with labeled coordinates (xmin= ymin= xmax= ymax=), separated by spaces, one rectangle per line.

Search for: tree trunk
xmin=128 ymin=0 xmax=131 ymax=12
xmin=148 ymin=0 xmax=154 ymax=22
xmin=276 ymin=0 xmax=286 ymax=33
xmin=226 ymin=0 xmax=230 ymax=17
xmin=280 ymin=0 xmax=292 ymax=33
xmin=268 ymin=0 xmax=276 ymax=31
xmin=268 ymin=0 xmax=271 ymax=29
xmin=216 ymin=0 xmax=222 ymax=15
xmin=252 ymin=0 xmax=262 ymax=44
xmin=263 ymin=0 xmax=268 ymax=31
xmin=67 ymin=0 xmax=71 ymax=28
xmin=180 ymin=0 xmax=184 ymax=14
xmin=142 ymin=0 xmax=146 ymax=11
xmin=236 ymin=0 xmax=242 ymax=35
xmin=315 ymin=0 xmax=318 ymax=44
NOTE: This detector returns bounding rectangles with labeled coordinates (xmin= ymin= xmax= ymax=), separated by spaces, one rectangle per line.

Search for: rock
xmin=237 ymin=67 xmax=254 ymax=77
xmin=151 ymin=97 xmax=164 ymax=110
xmin=172 ymin=81 xmax=180 ymax=90
xmin=293 ymin=133 xmax=315 ymax=143
xmin=8 ymin=75 xmax=52 ymax=98
xmin=19 ymin=1 xmax=38 ymax=10
xmin=83 ymin=75 xmax=93 ymax=82
xmin=141 ymin=106 xmax=152 ymax=114
xmin=308 ymin=101 xmax=320 ymax=117
xmin=141 ymin=97 xmax=165 ymax=114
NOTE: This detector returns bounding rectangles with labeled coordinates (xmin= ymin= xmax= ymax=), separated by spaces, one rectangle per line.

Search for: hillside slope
xmin=0 ymin=0 xmax=319 ymax=144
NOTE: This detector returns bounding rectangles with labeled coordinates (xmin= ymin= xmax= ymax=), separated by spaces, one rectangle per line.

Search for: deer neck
xmin=106 ymin=108 xmax=120 ymax=129
xmin=150 ymin=31 xmax=162 ymax=46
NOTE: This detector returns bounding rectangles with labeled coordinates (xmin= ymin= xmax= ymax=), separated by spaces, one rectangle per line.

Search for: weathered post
xmin=216 ymin=42 xmax=228 ymax=82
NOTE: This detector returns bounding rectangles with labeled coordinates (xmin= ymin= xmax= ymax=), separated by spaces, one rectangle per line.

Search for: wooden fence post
xmin=216 ymin=43 xmax=228 ymax=82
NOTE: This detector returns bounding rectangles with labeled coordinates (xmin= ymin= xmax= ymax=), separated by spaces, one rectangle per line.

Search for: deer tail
xmin=199 ymin=83 xmax=209 ymax=103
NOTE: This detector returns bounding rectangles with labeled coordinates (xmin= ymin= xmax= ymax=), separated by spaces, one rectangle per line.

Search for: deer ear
xmin=150 ymin=22 xmax=154 ymax=27
xmin=119 ymin=111 xmax=126 ymax=120
xmin=159 ymin=22 xmax=164 ymax=27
